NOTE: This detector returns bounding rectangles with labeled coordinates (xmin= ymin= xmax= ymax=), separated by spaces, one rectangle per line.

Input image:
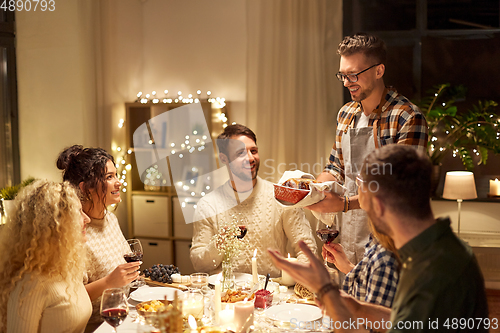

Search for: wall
xmin=16 ymin=0 xmax=248 ymax=234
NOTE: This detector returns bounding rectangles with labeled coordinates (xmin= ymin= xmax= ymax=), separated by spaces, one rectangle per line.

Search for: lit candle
xmin=219 ymin=304 xmax=235 ymax=327
xmin=281 ymin=253 xmax=297 ymax=286
xmin=252 ymin=249 xmax=258 ymax=285
xmin=214 ymin=273 xmax=222 ymax=323
xmin=188 ymin=315 xmax=198 ymax=333
xmin=234 ymin=301 xmax=254 ymax=333
xmin=490 ymin=178 xmax=500 ymax=196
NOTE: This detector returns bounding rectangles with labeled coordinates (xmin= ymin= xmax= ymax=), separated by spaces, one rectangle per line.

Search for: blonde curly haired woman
xmin=0 ymin=180 xmax=92 ymax=332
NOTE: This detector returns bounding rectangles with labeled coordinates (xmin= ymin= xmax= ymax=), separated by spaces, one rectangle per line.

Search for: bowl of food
xmin=136 ymin=299 xmax=172 ymax=317
xmin=274 ymin=178 xmax=317 ymax=204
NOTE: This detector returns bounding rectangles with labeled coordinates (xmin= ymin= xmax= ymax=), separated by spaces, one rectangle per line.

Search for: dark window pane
xmin=422 ymin=34 xmax=500 ymax=101
xmin=346 ymin=0 xmax=416 ymax=32
xmin=384 ymin=44 xmax=417 ymax=99
xmin=428 ymin=0 xmax=500 ymax=30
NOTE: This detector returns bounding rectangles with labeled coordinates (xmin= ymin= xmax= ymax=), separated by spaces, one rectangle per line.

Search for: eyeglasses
xmin=336 ymin=63 xmax=381 ymax=83
xmin=355 ymin=174 xmax=366 ymax=189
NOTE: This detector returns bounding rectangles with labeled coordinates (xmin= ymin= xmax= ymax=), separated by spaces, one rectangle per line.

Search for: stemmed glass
xmin=124 ymin=238 xmax=145 ymax=288
xmin=100 ymin=288 xmax=129 ymax=332
xmin=316 ymin=227 xmax=341 ymax=286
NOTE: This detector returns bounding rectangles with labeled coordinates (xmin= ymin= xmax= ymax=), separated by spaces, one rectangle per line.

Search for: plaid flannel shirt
xmin=341 ymin=236 xmax=400 ymax=307
xmin=325 ymin=88 xmax=428 ymax=181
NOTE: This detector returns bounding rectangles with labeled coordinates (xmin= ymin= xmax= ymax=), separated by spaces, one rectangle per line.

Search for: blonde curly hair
xmin=0 ymin=180 xmax=87 ymax=330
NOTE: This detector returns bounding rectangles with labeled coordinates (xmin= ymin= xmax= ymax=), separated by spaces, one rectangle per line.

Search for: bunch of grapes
xmin=143 ymin=264 xmax=180 ymax=284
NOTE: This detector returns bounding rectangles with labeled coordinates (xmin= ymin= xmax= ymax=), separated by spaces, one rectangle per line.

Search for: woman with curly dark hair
xmin=57 ymin=145 xmax=140 ymax=331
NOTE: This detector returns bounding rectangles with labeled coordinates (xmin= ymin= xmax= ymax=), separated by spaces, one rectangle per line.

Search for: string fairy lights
xmin=114 ymin=89 xmax=229 ymax=194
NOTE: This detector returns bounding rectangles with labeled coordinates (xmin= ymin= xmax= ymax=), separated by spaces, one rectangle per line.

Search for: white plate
xmin=264 ymin=304 xmax=322 ymax=323
xmin=208 ymin=272 xmax=254 ymax=285
xmin=129 ymin=287 xmax=183 ymax=302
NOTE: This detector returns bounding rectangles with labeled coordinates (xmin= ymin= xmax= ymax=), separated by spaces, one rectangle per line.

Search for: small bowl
xmin=135 ymin=299 xmax=172 ymax=317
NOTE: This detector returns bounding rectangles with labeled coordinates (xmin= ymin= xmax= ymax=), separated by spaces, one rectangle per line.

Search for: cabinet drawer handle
xmin=149 ymin=242 xmax=158 ymax=246
xmin=146 ymin=200 xmax=155 ymax=203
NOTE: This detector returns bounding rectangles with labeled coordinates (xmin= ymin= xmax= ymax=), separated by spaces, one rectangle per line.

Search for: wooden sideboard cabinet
xmin=124 ymin=100 xmax=230 ymax=274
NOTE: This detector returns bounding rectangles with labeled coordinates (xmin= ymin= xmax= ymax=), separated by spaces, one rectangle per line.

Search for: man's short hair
xmin=216 ymin=124 xmax=257 ymax=156
xmin=337 ymin=33 xmax=387 ymax=65
xmin=362 ymin=145 xmax=433 ymax=220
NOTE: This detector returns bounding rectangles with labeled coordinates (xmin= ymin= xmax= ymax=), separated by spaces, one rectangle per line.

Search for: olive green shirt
xmin=389 ymin=217 xmax=489 ymax=332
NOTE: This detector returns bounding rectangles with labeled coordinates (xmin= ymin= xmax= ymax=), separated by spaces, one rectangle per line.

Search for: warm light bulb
xmin=197 ymin=90 xmax=201 ymax=95
xmin=178 ymin=91 xmax=182 ymax=96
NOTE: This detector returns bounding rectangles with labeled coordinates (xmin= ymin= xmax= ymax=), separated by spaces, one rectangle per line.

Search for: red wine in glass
xmin=316 ymin=229 xmax=339 ymax=244
xmin=100 ymin=288 xmax=128 ymax=332
xmin=123 ymin=252 xmax=143 ymax=263
xmin=101 ymin=308 xmax=128 ymax=328
xmin=237 ymin=226 xmax=247 ymax=239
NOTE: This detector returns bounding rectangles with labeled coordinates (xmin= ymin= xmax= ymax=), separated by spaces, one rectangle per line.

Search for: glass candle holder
xmin=190 ymin=273 xmax=209 ymax=289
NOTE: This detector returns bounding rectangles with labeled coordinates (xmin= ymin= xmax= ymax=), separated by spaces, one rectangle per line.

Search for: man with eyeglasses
xmin=308 ymin=33 xmax=428 ymax=265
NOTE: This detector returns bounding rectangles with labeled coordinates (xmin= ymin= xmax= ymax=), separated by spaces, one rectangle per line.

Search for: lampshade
xmin=442 ymin=171 xmax=478 ymax=200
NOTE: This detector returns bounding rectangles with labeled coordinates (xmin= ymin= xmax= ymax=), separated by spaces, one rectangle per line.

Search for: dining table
xmin=94 ymin=274 xmax=333 ymax=333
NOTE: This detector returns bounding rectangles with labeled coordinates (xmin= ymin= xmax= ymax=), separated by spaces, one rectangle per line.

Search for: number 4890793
xmin=1 ymin=0 xmax=56 ymax=12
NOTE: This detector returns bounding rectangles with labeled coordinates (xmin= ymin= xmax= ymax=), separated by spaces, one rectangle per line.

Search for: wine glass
xmin=124 ymin=238 xmax=145 ymax=288
xmin=100 ymin=288 xmax=129 ymax=332
xmin=237 ymin=225 xmax=247 ymax=239
xmin=316 ymin=227 xmax=341 ymax=286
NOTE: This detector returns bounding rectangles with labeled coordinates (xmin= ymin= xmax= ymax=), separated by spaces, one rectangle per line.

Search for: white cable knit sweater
xmin=83 ymin=212 xmax=128 ymax=330
xmin=190 ymin=177 xmax=317 ymax=278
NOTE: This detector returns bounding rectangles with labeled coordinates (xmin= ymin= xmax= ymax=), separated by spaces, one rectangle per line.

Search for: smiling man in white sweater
xmin=190 ymin=124 xmax=317 ymax=278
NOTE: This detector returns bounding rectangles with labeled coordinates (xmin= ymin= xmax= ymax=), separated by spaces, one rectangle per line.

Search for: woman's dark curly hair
xmin=56 ymin=145 xmax=115 ymax=215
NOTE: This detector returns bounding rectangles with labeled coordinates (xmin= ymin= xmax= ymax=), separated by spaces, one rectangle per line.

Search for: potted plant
xmin=0 ymin=177 xmax=36 ymax=223
xmin=416 ymin=84 xmax=500 ymax=193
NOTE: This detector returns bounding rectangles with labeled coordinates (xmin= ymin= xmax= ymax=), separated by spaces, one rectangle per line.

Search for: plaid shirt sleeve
xmin=324 ymin=102 xmax=359 ymax=182
xmin=341 ymin=239 xmax=400 ymax=308
xmin=364 ymin=255 xmax=400 ymax=307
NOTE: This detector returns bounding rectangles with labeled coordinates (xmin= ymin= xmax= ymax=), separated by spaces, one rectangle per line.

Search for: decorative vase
xmin=221 ymin=259 xmax=234 ymax=291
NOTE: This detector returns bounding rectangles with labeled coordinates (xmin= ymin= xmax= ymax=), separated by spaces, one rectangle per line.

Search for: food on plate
xmin=221 ymin=289 xmax=255 ymax=303
xmin=143 ymin=264 xmax=181 ymax=284
xmin=282 ymin=178 xmax=317 ymax=190
xmin=136 ymin=300 xmax=172 ymax=313
xmin=254 ymin=289 xmax=273 ymax=309
xmin=294 ymin=283 xmax=314 ymax=300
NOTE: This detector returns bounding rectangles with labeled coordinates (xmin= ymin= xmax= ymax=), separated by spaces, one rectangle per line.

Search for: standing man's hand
xmin=306 ymin=172 xmax=345 ymax=213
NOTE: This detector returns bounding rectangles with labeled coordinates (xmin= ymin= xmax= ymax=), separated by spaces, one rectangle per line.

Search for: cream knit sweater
xmin=83 ymin=212 xmax=128 ymax=329
xmin=190 ymin=177 xmax=317 ymax=278
xmin=7 ymin=274 xmax=91 ymax=333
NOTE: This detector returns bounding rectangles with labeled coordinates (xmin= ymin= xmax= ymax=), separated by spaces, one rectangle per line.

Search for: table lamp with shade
xmin=442 ymin=171 xmax=477 ymax=237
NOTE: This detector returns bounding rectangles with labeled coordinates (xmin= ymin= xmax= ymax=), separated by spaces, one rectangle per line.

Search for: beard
xmin=230 ymin=161 xmax=259 ymax=182
xmin=366 ymin=199 xmax=391 ymax=237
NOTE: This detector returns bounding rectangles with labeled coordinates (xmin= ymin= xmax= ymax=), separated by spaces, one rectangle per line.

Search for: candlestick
xmin=252 ymin=249 xmax=258 ymax=285
xmin=234 ymin=301 xmax=254 ymax=333
xmin=281 ymin=254 xmax=297 ymax=286
xmin=214 ymin=273 xmax=222 ymax=323
xmin=489 ymin=178 xmax=500 ymax=196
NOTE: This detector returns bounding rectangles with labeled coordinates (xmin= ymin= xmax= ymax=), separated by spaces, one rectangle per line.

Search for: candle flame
xmin=188 ymin=315 xmax=197 ymax=329
xmin=253 ymin=249 xmax=257 ymax=258
xmin=216 ymin=273 xmax=223 ymax=282
xmin=287 ymin=253 xmax=290 ymax=259
xmin=496 ymin=178 xmax=499 ymax=181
